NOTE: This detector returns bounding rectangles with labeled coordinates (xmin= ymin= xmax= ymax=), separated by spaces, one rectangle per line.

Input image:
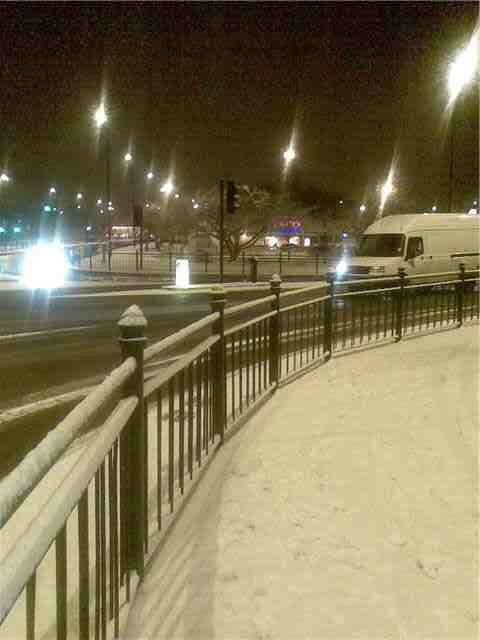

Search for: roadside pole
xmin=219 ymin=179 xmax=225 ymax=283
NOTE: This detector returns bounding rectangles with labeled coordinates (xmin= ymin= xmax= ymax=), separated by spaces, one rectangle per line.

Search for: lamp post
xmin=94 ymin=103 xmax=111 ymax=262
xmin=447 ymin=32 xmax=478 ymax=212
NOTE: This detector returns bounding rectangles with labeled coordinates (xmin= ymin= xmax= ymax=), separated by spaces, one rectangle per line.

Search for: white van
xmin=332 ymin=213 xmax=480 ymax=279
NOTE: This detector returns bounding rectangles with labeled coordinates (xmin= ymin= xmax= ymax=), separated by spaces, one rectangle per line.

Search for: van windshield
xmin=356 ymin=234 xmax=405 ymax=257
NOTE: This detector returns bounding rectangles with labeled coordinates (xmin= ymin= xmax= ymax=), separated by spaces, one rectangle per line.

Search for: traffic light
xmin=226 ymin=181 xmax=240 ymax=214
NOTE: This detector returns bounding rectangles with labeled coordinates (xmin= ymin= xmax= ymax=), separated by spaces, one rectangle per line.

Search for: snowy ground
xmin=124 ymin=324 xmax=479 ymax=640
xmin=1 ymin=324 xmax=478 ymax=639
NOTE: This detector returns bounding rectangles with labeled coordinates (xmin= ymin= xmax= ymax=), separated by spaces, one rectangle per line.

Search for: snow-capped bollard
xmin=118 ymin=305 xmax=148 ymax=579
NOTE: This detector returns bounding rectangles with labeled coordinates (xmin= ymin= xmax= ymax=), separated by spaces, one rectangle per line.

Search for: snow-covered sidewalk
xmin=124 ymin=325 xmax=479 ymax=640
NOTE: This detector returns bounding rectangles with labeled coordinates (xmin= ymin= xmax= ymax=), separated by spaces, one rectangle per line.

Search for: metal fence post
xmin=209 ymin=287 xmax=226 ymax=443
xmin=269 ymin=274 xmax=281 ymax=385
xmin=279 ymin=250 xmax=283 ymax=276
xmin=242 ymin=251 xmax=245 ymax=276
xmin=118 ymin=305 xmax=147 ymax=579
xmin=169 ymin=251 xmax=173 ymax=275
xmin=315 ymin=251 xmax=319 ymax=276
xmin=108 ymin=247 xmax=112 ymax=272
xmin=395 ymin=268 xmax=406 ymax=341
xmin=456 ymin=262 xmax=465 ymax=327
xmin=323 ymin=273 xmax=334 ymax=360
xmin=205 ymin=252 xmax=209 ymax=273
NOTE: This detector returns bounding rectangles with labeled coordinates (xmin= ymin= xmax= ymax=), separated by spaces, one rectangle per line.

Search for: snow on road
xmin=125 ymin=324 xmax=479 ymax=640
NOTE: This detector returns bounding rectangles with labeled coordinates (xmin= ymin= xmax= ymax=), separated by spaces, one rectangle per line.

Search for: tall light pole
xmin=447 ymin=31 xmax=478 ymax=211
xmin=94 ymin=103 xmax=111 ymax=263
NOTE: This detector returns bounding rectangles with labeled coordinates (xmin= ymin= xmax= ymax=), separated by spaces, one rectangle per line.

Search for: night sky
xmin=0 ymin=1 xmax=478 ymax=219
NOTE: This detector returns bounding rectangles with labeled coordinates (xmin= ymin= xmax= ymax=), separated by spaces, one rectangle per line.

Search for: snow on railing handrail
xmin=144 ymin=312 xmax=219 ymax=363
xmin=224 ymin=295 xmax=276 ymax=318
xmin=0 ymin=396 xmax=137 ymax=626
xmin=0 ymin=357 xmax=136 ymax=527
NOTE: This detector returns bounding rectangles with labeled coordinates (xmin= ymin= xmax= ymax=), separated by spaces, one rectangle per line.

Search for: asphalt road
xmin=0 ymin=287 xmax=272 ymax=410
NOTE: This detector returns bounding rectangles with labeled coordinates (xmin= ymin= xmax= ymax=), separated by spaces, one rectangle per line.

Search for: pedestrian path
xmin=124 ymin=325 xmax=478 ymax=640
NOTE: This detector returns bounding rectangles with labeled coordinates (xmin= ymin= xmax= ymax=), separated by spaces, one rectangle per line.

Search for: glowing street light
xmin=160 ymin=179 xmax=174 ymax=196
xmin=49 ymin=187 xmax=56 ymax=196
xmin=447 ymin=30 xmax=479 ymax=211
xmin=0 ymin=173 xmax=11 ymax=184
xmin=93 ymin=103 xmax=108 ymax=129
xmin=76 ymin=192 xmax=83 ymax=200
xmin=124 ymin=152 xmax=133 ymax=163
xmin=447 ymin=32 xmax=478 ymax=105
xmin=97 ymin=198 xmax=102 ymax=205
xmin=283 ymin=145 xmax=297 ymax=168
xmin=146 ymin=171 xmax=154 ymax=181
xmin=432 ymin=205 xmax=437 ymax=212
xmin=379 ymin=170 xmax=395 ymax=217
xmin=359 ymin=204 xmax=367 ymax=213
xmin=93 ymin=100 xmax=112 ymax=248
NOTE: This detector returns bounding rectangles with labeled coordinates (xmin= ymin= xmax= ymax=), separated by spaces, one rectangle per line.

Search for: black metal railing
xmin=0 ymin=264 xmax=478 ymax=639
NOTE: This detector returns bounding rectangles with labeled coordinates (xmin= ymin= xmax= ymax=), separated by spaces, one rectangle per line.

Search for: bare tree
xmin=195 ymin=185 xmax=304 ymax=260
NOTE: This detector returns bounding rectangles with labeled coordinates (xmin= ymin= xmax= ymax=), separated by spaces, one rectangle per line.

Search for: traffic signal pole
xmin=219 ymin=179 xmax=225 ymax=283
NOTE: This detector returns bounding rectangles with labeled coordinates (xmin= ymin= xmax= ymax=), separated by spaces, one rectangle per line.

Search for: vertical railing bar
xmin=293 ymin=307 xmax=298 ymax=370
xmin=100 ymin=462 xmax=107 ymax=640
xmin=383 ymin=292 xmax=388 ymax=338
xmin=257 ymin=321 xmax=261 ymax=393
xmin=143 ymin=401 xmax=148 ymax=553
xmin=179 ymin=369 xmax=185 ymax=495
xmin=252 ymin=322 xmax=257 ymax=401
xmin=231 ymin=335 xmax=236 ymax=422
xmin=188 ymin=364 xmax=194 ymax=479
xmin=56 ymin=524 xmax=67 ymax=640
xmin=196 ymin=356 xmax=202 ymax=466
xmin=375 ymin=293 xmax=381 ymax=339
xmin=108 ymin=452 xmax=114 ymax=622
xmin=112 ymin=442 xmax=119 ymax=638
xmin=203 ymin=351 xmax=209 ymax=454
xmin=359 ymin=295 xmax=365 ymax=344
xmin=156 ymin=389 xmax=162 ymax=530
xmin=286 ymin=311 xmax=290 ymax=374
xmin=168 ymin=377 xmax=174 ymax=513
xmin=433 ymin=286 xmax=438 ymax=328
xmin=425 ymin=289 xmax=430 ymax=329
xmin=263 ymin=318 xmax=268 ymax=390
xmin=26 ymin=571 xmax=36 ymax=640
xmin=94 ymin=471 xmax=100 ymax=640
xmin=246 ymin=326 xmax=250 ymax=406
xmin=367 ymin=293 xmax=373 ymax=341
xmin=350 ymin=296 xmax=355 ymax=348
xmin=239 ymin=330 xmax=244 ymax=414
xmin=440 ymin=285 xmax=445 ymax=326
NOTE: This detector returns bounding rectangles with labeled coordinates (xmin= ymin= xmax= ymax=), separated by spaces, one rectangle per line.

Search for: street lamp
xmin=447 ymin=31 xmax=478 ymax=211
xmin=93 ymin=101 xmax=111 ymax=254
xmin=124 ymin=152 xmax=133 ymax=163
xmin=146 ymin=171 xmax=154 ymax=181
xmin=378 ymin=170 xmax=395 ymax=218
xmin=359 ymin=204 xmax=367 ymax=214
xmin=160 ymin=179 xmax=174 ymax=196
xmin=49 ymin=187 xmax=56 ymax=196
xmin=76 ymin=192 xmax=83 ymax=201
xmin=283 ymin=145 xmax=296 ymax=169
xmin=0 ymin=173 xmax=11 ymax=184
